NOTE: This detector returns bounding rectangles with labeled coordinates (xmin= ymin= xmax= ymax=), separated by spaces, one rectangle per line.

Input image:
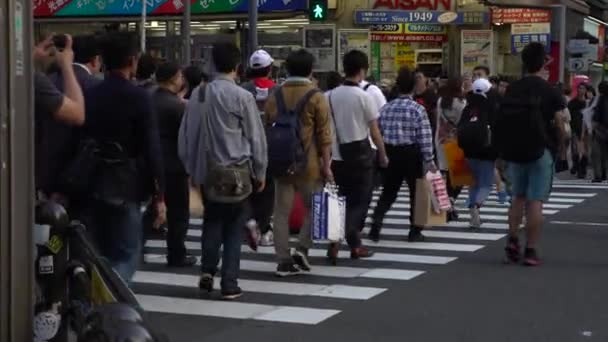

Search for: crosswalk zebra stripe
xmin=370 ymin=195 xmax=585 ymax=204
xmin=144 ymin=240 xmax=457 ymax=265
xmin=550 ymin=184 xmax=608 ymax=189
xmin=365 ymin=215 xmax=509 ymax=225
xmin=143 ymin=254 xmax=426 ymax=280
xmin=136 ymin=294 xmax=341 ymax=325
xmin=362 ymin=202 xmax=572 ymax=210
xmin=367 ymin=207 xmax=558 ymax=215
xmin=311 ymin=239 xmax=484 ymax=252
xmin=373 ymin=189 xmax=595 ymax=197
xmin=133 ymin=271 xmax=387 ymax=300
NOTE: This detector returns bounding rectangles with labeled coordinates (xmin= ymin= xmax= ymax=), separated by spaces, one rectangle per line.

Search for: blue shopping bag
xmin=311 ymin=186 xmax=345 ymax=242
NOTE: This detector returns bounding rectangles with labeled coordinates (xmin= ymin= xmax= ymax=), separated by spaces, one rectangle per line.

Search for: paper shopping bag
xmin=311 ymin=186 xmax=345 ymax=242
xmin=414 ymin=178 xmax=447 ymax=227
xmin=425 ymin=171 xmax=451 ymax=213
xmin=443 ymin=139 xmax=474 ymax=187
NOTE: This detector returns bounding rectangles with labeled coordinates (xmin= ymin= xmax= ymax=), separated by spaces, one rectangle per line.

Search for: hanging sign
xmin=355 ymin=10 xmax=488 ymax=25
xmin=511 ymin=23 xmax=551 ymax=54
xmin=461 ymin=30 xmax=494 ymax=77
xmin=491 ymin=8 xmax=551 ymax=24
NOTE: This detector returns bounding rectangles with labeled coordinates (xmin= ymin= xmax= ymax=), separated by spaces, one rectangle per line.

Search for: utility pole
xmin=182 ymin=0 xmax=191 ymax=65
xmin=248 ymin=0 xmax=258 ymax=58
xmin=140 ymin=0 xmax=147 ymax=52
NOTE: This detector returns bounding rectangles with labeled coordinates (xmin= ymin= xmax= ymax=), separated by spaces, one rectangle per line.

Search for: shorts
xmin=507 ymin=149 xmax=554 ymax=202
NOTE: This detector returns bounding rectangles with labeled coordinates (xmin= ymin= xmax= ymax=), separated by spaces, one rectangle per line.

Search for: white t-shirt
xmin=326 ymin=85 xmax=379 ymax=161
xmin=360 ymin=80 xmax=387 ymax=112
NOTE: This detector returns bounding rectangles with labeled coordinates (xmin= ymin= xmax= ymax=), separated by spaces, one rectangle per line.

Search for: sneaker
xmin=291 ymin=249 xmax=311 ymax=272
xmin=469 ymin=207 xmax=481 ymax=229
xmin=198 ymin=273 xmax=214 ymax=293
xmin=221 ymin=287 xmax=243 ymax=300
xmin=245 ymin=219 xmax=259 ymax=252
xmin=503 ymin=237 xmax=521 ymax=264
xmin=408 ymin=229 xmax=425 ymax=242
xmin=259 ymin=230 xmax=274 ymax=247
xmin=275 ymin=263 xmax=303 ymax=277
xmin=497 ymin=191 xmax=508 ymax=204
xmin=523 ymin=248 xmax=541 ymax=266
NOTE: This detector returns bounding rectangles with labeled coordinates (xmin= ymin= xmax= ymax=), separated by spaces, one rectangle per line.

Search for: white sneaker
xmin=259 ymin=230 xmax=274 ymax=246
xmin=469 ymin=207 xmax=481 ymax=229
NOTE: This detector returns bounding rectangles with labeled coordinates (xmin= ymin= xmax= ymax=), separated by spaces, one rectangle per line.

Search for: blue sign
xmin=511 ymin=34 xmax=551 ymax=54
xmin=354 ymin=10 xmax=489 ymax=25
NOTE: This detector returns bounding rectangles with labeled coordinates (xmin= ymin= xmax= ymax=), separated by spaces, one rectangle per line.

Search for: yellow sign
xmin=404 ymin=24 xmax=447 ymax=34
xmin=370 ymin=23 xmax=403 ymax=34
xmin=46 ymin=235 xmax=64 ymax=254
xmin=394 ymin=44 xmax=416 ymax=70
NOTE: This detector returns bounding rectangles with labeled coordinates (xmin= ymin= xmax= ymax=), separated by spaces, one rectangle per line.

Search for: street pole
xmin=140 ymin=0 xmax=147 ymax=52
xmin=558 ymin=4 xmax=566 ymax=84
xmin=248 ymin=0 xmax=258 ymax=58
xmin=182 ymin=0 xmax=191 ymax=65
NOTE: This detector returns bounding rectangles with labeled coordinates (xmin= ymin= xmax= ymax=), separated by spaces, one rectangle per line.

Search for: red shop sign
xmin=371 ymin=34 xmax=448 ymax=42
xmin=372 ymin=0 xmax=452 ymax=11
xmin=491 ymin=8 xmax=551 ymax=24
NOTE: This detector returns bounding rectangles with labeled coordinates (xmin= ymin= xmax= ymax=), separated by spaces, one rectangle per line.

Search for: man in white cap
xmin=242 ymin=49 xmax=277 ymax=112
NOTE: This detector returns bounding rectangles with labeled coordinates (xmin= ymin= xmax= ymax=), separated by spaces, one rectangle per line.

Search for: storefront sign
xmin=338 ymin=29 xmax=371 ymax=73
xmin=491 ymin=8 xmax=551 ymax=25
xmin=355 ymin=10 xmax=488 ymax=25
xmin=599 ymin=25 xmax=606 ymax=62
xmin=304 ymin=25 xmax=336 ymax=72
xmin=34 ymin=0 xmax=307 ymax=17
xmin=511 ymin=23 xmax=551 ymax=54
xmin=547 ymin=42 xmax=560 ymax=83
xmin=568 ymin=39 xmax=592 ymax=54
xmin=371 ymin=34 xmax=447 ymax=42
xmin=404 ymin=23 xmax=446 ymax=34
xmin=394 ymin=43 xmax=416 ymax=69
xmin=461 ymin=30 xmax=494 ymax=77
xmin=370 ymin=24 xmax=403 ymax=33
xmin=372 ymin=0 xmax=452 ymax=11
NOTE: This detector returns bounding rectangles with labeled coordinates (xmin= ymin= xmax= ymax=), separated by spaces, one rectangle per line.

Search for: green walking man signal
xmin=309 ymin=0 xmax=328 ymax=21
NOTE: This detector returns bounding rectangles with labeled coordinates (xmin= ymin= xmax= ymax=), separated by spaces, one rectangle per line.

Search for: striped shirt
xmin=379 ymin=96 xmax=435 ymax=162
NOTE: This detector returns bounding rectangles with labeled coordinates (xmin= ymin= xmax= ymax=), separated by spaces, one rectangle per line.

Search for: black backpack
xmin=493 ymin=94 xmax=546 ymax=163
xmin=457 ymin=102 xmax=491 ymax=155
xmin=266 ymin=87 xmax=320 ymax=177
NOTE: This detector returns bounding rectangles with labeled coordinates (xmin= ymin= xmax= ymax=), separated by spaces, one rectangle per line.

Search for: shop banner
xmin=510 ymin=23 xmax=551 ymax=54
xmin=371 ymin=34 xmax=447 ymax=42
xmin=404 ymin=24 xmax=446 ymax=34
xmin=394 ymin=44 xmax=416 ymax=70
xmin=355 ymin=10 xmax=488 ymax=25
xmin=599 ymin=25 xmax=606 ymax=62
xmin=370 ymin=24 xmax=403 ymax=34
xmin=491 ymin=8 xmax=551 ymax=25
xmin=304 ymin=25 xmax=336 ymax=72
xmin=371 ymin=41 xmax=381 ymax=81
xmin=338 ymin=29 xmax=371 ymax=73
xmin=34 ymin=0 xmax=307 ymax=17
xmin=461 ymin=30 xmax=493 ymax=78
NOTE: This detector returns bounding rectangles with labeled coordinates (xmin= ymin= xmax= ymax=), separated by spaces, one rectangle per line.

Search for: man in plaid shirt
xmin=370 ymin=66 xmax=436 ymax=243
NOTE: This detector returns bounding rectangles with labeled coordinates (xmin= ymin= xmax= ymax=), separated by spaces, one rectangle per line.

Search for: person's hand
xmin=378 ymin=153 xmax=389 ymax=168
xmin=55 ymin=34 xmax=74 ymax=71
xmin=153 ymin=200 xmax=167 ymax=230
xmin=322 ymin=165 xmax=334 ymax=183
xmin=33 ymin=35 xmax=54 ymax=66
xmin=426 ymin=162 xmax=438 ymax=173
xmin=256 ymin=180 xmax=266 ymax=193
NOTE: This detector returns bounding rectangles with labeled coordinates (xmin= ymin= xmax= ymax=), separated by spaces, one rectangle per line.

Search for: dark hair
xmin=248 ymin=65 xmax=272 ymax=79
xmin=599 ymin=81 xmax=608 ymax=96
xmin=73 ymin=35 xmax=100 ymax=65
xmin=183 ymin=65 xmax=206 ymax=88
xmin=586 ymin=84 xmax=596 ymax=97
xmin=135 ymin=53 xmax=157 ymax=80
xmin=473 ymin=65 xmax=490 ymax=76
xmin=521 ymin=42 xmax=546 ymax=74
xmin=326 ymin=71 xmax=343 ymax=91
xmin=155 ymin=62 xmax=181 ymax=83
xmin=343 ymin=50 xmax=369 ymax=78
xmin=489 ymin=75 xmax=499 ymax=84
xmin=286 ymin=49 xmax=315 ymax=77
xmin=212 ymin=42 xmax=241 ymax=73
xmin=396 ymin=66 xmax=416 ymax=94
xmin=440 ymin=78 xmax=463 ymax=110
xmin=99 ymin=31 xmax=140 ymax=72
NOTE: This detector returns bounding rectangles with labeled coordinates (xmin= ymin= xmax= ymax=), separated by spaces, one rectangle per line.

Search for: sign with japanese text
xmin=370 ymin=24 xmax=403 ymax=34
xmin=338 ymin=29 xmax=371 ymax=73
xmin=491 ymin=8 xmax=551 ymax=24
xmin=34 ymin=0 xmax=307 ymax=17
xmin=355 ymin=10 xmax=488 ymax=25
xmin=461 ymin=30 xmax=493 ymax=77
xmin=404 ymin=23 xmax=446 ymax=34
xmin=511 ymin=22 xmax=551 ymax=54
xmin=371 ymin=34 xmax=447 ymax=42
xmin=371 ymin=0 xmax=452 ymax=11
xmin=371 ymin=23 xmax=446 ymax=42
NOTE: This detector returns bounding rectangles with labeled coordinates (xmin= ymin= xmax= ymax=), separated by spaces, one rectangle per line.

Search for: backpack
xmin=457 ymin=102 xmax=491 ymax=155
xmin=493 ymin=94 xmax=546 ymax=163
xmin=267 ymin=87 xmax=320 ymax=177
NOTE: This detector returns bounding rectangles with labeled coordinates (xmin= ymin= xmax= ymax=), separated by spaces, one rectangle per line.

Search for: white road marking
xmin=551 ymin=221 xmax=608 ymax=227
xmin=312 ymin=239 xmax=484 ymax=252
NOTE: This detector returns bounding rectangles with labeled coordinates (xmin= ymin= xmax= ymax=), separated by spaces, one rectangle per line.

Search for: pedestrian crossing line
xmin=373 ymin=189 xmax=596 ymax=198
xmin=551 ymin=184 xmax=608 ymax=190
xmin=371 ymin=195 xmax=586 ymax=204
xmin=136 ymin=294 xmax=341 ymax=325
xmin=365 ymin=215 xmax=509 ymax=225
xmin=143 ymin=254 xmax=426 ymax=281
xmin=144 ymin=240 xmax=458 ymax=265
xmin=133 ymin=271 xmax=387 ymax=300
xmin=367 ymin=207 xmax=558 ymax=215
xmin=363 ymin=202 xmax=572 ymax=210
xmin=310 ymin=239 xmax=484 ymax=252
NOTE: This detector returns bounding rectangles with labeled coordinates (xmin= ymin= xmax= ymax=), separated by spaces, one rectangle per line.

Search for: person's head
xmin=212 ymin=42 xmax=241 ymax=76
xmin=286 ymin=49 xmax=315 ymax=78
xmin=73 ymin=34 xmax=102 ymax=73
xmin=414 ymin=70 xmax=427 ymax=93
xmin=599 ymin=81 xmax=608 ymax=97
xmin=521 ymin=42 xmax=547 ymax=75
xmin=342 ymin=50 xmax=369 ymax=81
xmin=396 ymin=66 xmax=416 ymax=95
xmin=440 ymin=78 xmax=463 ymax=110
xmin=577 ymin=83 xmax=588 ymax=100
xmin=326 ymin=71 xmax=343 ymax=91
xmin=99 ymin=32 xmax=140 ymax=78
xmin=586 ymin=84 xmax=596 ymax=100
xmin=248 ymin=49 xmax=274 ymax=78
xmin=489 ymin=75 xmax=499 ymax=88
xmin=472 ymin=66 xmax=490 ymax=81
xmin=135 ymin=53 xmax=157 ymax=81
xmin=498 ymin=78 xmax=510 ymax=97
xmin=155 ymin=61 xmax=184 ymax=94
xmin=183 ymin=65 xmax=207 ymax=89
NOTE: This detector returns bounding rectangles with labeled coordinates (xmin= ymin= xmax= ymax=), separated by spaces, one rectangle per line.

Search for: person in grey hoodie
xmin=178 ymin=43 xmax=267 ymax=300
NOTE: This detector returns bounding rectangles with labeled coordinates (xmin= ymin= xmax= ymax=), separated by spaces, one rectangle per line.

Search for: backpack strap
xmin=275 ymin=87 xmax=287 ymax=116
xmin=363 ymin=83 xmax=372 ymax=91
xmin=198 ymin=84 xmax=207 ymax=103
xmin=294 ymin=88 xmax=321 ymax=116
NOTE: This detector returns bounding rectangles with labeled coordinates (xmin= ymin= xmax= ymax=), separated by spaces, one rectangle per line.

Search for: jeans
xmin=466 ymin=159 xmax=495 ymax=208
xmin=507 ymin=149 xmax=554 ymax=202
xmin=83 ymin=199 xmax=143 ymax=284
xmin=372 ymin=144 xmax=424 ymax=231
xmin=200 ymin=190 xmax=248 ymax=291
xmin=165 ymin=172 xmax=190 ymax=262
xmin=273 ymin=178 xmax=318 ymax=263
xmin=248 ymin=173 xmax=275 ymax=234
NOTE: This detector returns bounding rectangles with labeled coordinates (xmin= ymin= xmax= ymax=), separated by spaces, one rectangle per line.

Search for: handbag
xmin=60 ymin=139 xmax=100 ymax=197
xmin=311 ymin=184 xmax=345 ymax=242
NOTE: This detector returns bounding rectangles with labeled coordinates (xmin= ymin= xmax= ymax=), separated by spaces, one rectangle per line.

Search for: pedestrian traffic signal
xmin=309 ymin=0 xmax=328 ymax=21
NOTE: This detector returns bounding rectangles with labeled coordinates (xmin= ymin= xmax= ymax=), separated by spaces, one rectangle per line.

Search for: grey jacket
xmin=178 ymin=75 xmax=268 ymax=186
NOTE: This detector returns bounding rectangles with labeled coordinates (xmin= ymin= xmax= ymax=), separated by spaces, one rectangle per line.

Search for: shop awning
xmin=485 ymin=0 xmax=589 ymax=14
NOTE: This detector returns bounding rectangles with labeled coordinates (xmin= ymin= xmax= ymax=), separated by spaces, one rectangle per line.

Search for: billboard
xmin=34 ymin=0 xmax=307 ymax=17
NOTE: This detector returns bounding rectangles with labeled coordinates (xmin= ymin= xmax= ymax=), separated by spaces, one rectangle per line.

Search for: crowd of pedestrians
xmin=33 ymin=30 xmax=596 ymax=300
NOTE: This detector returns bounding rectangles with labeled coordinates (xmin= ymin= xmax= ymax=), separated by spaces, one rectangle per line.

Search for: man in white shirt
xmin=359 ymin=78 xmax=387 ymax=186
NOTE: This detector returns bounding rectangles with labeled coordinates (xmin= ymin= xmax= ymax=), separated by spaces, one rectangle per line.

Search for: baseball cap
xmin=249 ymin=49 xmax=274 ymax=69
xmin=472 ymin=78 xmax=492 ymax=97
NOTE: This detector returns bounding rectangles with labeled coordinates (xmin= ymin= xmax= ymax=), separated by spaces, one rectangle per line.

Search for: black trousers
xmin=372 ymin=144 xmax=423 ymax=231
xmin=165 ymin=172 xmax=190 ymax=262
xmin=332 ymin=160 xmax=374 ymax=249
xmin=248 ymin=173 xmax=275 ymax=234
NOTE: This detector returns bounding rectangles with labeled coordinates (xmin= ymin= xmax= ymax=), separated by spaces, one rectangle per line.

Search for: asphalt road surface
xmin=137 ymin=179 xmax=608 ymax=342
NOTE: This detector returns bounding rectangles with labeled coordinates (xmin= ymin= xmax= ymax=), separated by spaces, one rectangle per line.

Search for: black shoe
xmin=221 ymin=287 xmax=243 ymax=300
xmin=198 ymin=273 xmax=214 ymax=293
xmin=523 ymin=248 xmax=541 ymax=266
xmin=275 ymin=263 xmax=303 ymax=277
xmin=503 ymin=236 xmax=521 ymax=264
xmin=326 ymin=243 xmax=340 ymax=265
xmin=447 ymin=210 xmax=459 ymax=222
xmin=167 ymin=255 xmax=198 ymax=267
xmin=292 ymin=249 xmax=311 ymax=272
xmin=368 ymin=227 xmax=381 ymax=242
xmin=408 ymin=229 xmax=425 ymax=242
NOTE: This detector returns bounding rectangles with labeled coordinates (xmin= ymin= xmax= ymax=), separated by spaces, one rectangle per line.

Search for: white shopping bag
xmin=311 ymin=185 xmax=345 ymax=242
